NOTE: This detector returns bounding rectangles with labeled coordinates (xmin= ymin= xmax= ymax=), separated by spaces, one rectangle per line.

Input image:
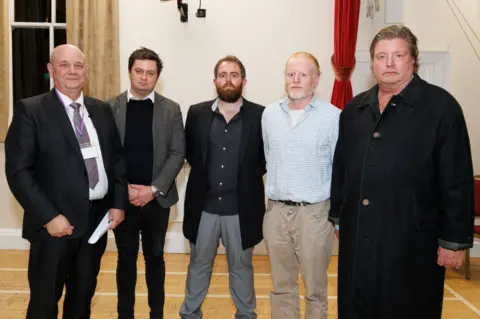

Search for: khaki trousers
xmin=263 ymin=200 xmax=334 ymax=319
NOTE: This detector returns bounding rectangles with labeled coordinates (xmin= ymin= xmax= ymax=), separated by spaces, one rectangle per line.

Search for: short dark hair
xmin=214 ymin=55 xmax=246 ymax=79
xmin=128 ymin=47 xmax=163 ymax=75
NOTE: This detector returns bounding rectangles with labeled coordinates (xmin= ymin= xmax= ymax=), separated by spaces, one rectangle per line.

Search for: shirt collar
xmin=357 ymin=73 xmax=423 ymax=109
xmin=55 ymin=89 xmax=84 ymax=108
xmin=279 ymin=95 xmax=317 ymax=112
xmin=211 ymin=97 xmax=244 ymax=112
xmin=127 ymin=89 xmax=155 ymax=103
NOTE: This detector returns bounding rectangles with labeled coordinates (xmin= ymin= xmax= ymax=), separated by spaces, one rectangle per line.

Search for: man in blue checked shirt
xmin=261 ymin=51 xmax=340 ymax=319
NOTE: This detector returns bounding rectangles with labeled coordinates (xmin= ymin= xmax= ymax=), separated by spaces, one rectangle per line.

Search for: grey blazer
xmin=108 ymin=91 xmax=186 ymax=208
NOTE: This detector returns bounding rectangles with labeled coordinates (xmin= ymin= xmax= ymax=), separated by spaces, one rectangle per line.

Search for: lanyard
xmin=55 ymin=90 xmax=86 ymax=137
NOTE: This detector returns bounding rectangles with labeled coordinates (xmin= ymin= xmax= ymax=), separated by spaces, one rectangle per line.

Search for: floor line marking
xmin=444 ymin=284 xmax=480 ymax=315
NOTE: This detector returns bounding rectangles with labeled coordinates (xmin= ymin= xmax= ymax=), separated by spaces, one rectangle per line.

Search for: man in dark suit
xmin=5 ymin=44 xmax=127 ymax=319
xmin=179 ymin=55 xmax=266 ymax=319
xmin=108 ymin=47 xmax=185 ymax=319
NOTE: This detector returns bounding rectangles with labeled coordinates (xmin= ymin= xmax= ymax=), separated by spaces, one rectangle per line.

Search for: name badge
xmin=81 ymin=146 xmax=98 ymax=159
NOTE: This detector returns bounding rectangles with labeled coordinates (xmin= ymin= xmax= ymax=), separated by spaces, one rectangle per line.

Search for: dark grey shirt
xmin=204 ymin=100 xmax=243 ymax=215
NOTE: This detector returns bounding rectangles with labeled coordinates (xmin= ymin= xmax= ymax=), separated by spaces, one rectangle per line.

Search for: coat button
xmin=362 ymin=199 xmax=370 ymax=206
xmin=373 ymin=132 xmax=381 ymax=138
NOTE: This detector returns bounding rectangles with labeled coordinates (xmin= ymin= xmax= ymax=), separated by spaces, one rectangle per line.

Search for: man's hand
xmin=331 ymin=223 xmax=339 ymax=239
xmin=128 ymin=184 xmax=139 ymax=203
xmin=45 ymin=214 xmax=73 ymax=237
xmin=130 ymin=184 xmax=154 ymax=207
xmin=437 ymin=247 xmax=466 ymax=269
xmin=108 ymin=208 xmax=125 ymax=230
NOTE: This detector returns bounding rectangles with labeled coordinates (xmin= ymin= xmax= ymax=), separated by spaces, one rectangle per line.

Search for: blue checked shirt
xmin=262 ymin=96 xmax=341 ymax=203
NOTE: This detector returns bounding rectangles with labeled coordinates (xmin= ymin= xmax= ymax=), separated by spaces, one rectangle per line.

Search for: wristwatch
xmin=150 ymin=185 xmax=162 ymax=198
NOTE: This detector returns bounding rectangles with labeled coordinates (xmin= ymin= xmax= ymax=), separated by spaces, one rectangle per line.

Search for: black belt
xmin=276 ymin=200 xmax=312 ymax=207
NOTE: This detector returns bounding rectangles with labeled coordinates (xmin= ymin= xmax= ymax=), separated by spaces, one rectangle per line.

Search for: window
xmin=9 ymin=0 xmax=66 ymax=108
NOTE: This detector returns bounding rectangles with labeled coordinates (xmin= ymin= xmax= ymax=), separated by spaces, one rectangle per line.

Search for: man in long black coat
xmin=329 ymin=25 xmax=475 ymax=318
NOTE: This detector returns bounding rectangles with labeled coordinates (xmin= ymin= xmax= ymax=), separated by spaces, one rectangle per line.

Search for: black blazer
xmin=183 ymin=98 xmax=266 ymax=250
xmin=5 ymin=89 xmax=128 ymax=241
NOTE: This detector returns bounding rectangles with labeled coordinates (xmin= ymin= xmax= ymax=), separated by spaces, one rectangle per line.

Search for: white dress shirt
xmin=56 ymin=89 xmax=109 ymax=200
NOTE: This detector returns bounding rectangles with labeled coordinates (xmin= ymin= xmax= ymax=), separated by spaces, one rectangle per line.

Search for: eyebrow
xmin=58 ymin=60 xmax=85 ymax=64
xmin=375 ymin=50 xmax=406 ymax=55
xmin=285 ymin=69 xmax=314 ymax=73
xmin=134 ymin=67 xmax=156 ymax=72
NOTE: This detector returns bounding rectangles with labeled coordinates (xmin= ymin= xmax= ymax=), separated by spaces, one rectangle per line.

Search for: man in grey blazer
xmin=108 ymin=47 xmax=185 ymax=319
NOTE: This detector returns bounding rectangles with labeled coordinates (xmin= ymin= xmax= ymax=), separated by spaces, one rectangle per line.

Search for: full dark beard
xmin=216 ymin=83 xmax=243 ymax=103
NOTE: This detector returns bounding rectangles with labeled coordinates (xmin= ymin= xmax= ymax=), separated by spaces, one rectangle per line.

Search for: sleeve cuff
xmin=438 ymin=238 xmax=472 ymax=251
xmin=328 ymin=216 xmax=339 ymax=226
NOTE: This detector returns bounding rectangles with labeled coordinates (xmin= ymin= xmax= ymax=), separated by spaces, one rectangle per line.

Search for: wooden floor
xmin=1 ymin=251 xmax=480 ymax=318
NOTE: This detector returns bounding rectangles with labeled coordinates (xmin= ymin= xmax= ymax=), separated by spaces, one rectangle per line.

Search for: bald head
xmin=50 ymin=44 xmax=86 ymax=64
xmin=47 ymin=44 xmax=88 ymax=99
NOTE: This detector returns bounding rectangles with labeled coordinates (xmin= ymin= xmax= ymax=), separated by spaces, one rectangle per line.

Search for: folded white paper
xmin=88 ymin=211 xmax=111 ymax=244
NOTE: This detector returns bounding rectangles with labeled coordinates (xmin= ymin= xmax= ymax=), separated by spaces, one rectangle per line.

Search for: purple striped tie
xmin=70 ymin=102 xmax=99 ymax=189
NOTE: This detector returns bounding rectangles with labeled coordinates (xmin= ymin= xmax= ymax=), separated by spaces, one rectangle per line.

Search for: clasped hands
xmin=129 ymin=184 xmax=154 ymax=207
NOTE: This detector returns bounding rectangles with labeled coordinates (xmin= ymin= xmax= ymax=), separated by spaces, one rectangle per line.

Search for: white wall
xmin=0 ymin=0 xmax=376 ymax=246
xmin=370 ymin=0 xmax=480 ymax=173
xmin=2 ymin=0 xmax=480 ymax=229
xmin=403 ymin=0 xmax=480 ymax=173
xmin=6 ymin=0 xmax=480 ymax=253
xmin=119 ymin=0 xmax=374 ymax=113
xmin=0 ymin=145 xmax=23 ymax=228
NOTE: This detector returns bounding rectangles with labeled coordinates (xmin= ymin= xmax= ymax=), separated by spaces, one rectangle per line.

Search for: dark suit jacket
xmin=108 ymin=91 xmax=185 ymax=208
xmin=183 ymin=98 xmax=266 ymax=250
xmin=5 ymin=89 xmax=128 ymax=241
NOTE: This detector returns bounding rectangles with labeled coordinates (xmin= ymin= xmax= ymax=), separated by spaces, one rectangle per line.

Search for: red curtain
xmin=330 ymin=0 xmax=361 ymax=110
xmin=474 ymin=176 xmax=480 ymax=234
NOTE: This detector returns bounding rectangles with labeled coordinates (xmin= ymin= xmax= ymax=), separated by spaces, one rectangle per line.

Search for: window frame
xmin=8 ymin=0 xmax=66 ymax=122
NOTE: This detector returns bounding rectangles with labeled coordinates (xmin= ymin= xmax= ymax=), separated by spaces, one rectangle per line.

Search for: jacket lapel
xmin=152 ymin=92 xmax=165 ymax=152
xmin=114 ymin=92 xmax=128 ymax=146
xmin=199 ymin=104 xmax=214 ymax=166
xmin=46 ymin=90 xmax=84 ymax=162
xmin=238 ymin=101 xmax=252 ymax=165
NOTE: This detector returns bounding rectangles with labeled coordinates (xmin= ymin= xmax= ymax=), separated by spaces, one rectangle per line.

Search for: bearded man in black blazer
xmin=5 ymin=44 xmax=127 ymax=319
xmin=179 ymin=56 xmax=266 ymax=319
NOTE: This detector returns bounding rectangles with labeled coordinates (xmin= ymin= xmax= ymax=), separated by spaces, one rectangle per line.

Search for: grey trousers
xmin=179 ymin=211 xmax=257 ymax=319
